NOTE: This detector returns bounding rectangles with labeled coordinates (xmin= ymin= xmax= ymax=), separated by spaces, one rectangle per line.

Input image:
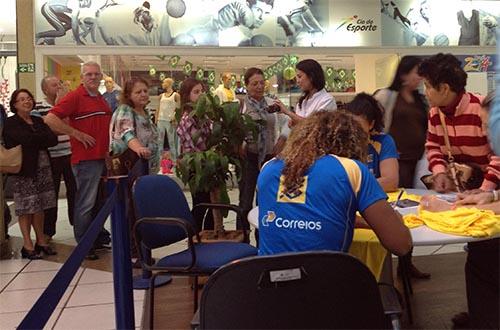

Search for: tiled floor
xmin=0 ymin=259 xmax=144 ymax=329
xmin=0 ymin=185 xmax=464 ymax=329
xmin=0 ymin=186 xmax=241 ymax=330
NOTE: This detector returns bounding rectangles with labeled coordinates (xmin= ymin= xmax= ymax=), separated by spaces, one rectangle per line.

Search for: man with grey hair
xmin=44 ymin=61 xmax=112 ymax=260
xmin=33 ymin=76 xmax=76 ymax=241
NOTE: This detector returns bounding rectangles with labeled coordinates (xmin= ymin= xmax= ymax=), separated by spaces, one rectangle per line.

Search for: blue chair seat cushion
xmin=155 ymin=242 xmax=257 ymax=273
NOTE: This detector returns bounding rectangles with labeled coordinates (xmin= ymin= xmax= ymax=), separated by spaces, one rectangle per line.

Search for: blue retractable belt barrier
xmin=18 ymin=188 xmax=118 ymax=329
xmin=19 ymin=159 xmax=148 ymax=330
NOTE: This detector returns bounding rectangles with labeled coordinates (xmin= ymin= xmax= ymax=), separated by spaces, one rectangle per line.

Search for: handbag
xmin=105 ymin=112 xmax=140 ymax=177
xmin=421 ymin=110 xmax=483 ymax=192
xmin=0 ymin=144 xmax=22 ymax=174
xmin=105 ymin=148 xmax=139 ymax=177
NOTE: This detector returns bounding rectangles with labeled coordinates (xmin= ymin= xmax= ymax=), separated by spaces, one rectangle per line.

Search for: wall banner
xmin=381 ymin=0 xmax=499 ymax=47
xmin=33 ymin=0 xmax=497 ymax=48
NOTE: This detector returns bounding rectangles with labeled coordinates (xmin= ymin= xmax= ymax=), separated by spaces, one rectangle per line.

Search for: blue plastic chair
xmin=132 ymin=175 xmax=257 ymax=328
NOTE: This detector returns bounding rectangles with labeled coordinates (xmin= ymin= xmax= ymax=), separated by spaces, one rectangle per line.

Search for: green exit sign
xmin=18 ymin=63 xmax=35 ymax=73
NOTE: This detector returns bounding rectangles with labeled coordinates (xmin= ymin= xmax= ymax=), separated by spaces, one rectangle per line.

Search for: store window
xmin=45 ymin=54 xmax=357 ymax=112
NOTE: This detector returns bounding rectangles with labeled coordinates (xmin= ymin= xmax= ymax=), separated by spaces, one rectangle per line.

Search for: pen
xmin=394 ymin=190 xmax=404 ymax=208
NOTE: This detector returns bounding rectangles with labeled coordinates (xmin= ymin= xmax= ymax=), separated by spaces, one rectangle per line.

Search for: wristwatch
xmin=492 ymin=190 xmax=499 ymax=202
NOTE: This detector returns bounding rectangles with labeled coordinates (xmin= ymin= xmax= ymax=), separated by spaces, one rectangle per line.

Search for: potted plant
xmin=175 ymin=93 xmax=258 ymax=240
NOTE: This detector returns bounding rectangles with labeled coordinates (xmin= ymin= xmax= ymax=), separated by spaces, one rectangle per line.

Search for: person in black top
xmin=0 ymin=103 xmax=12 ymax=239
xmin=3 ymin=89 xmax=58 ymax=259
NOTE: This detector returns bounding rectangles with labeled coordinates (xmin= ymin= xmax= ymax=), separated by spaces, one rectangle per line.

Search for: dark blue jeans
xmin=44 ymin=154 xmax=76 ymax=237
xmin=72 ymin=160 xmax=105 ymax=243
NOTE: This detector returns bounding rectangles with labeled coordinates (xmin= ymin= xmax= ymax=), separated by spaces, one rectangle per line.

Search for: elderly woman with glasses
xmin=2 ymin=89 xmax=58 ymax=259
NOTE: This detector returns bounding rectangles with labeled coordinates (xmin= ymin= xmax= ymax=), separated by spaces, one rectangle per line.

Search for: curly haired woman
xmin=256 ymin=110 xmax=411 ymax=256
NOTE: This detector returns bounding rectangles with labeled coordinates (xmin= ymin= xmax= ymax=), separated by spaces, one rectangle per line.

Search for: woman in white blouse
xmin=277 ymin=59 xmax=336 ymax=126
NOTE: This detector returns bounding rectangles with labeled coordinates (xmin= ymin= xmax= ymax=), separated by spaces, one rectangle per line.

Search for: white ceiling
xmin=0 ymin=0 xmax=16 ymax=36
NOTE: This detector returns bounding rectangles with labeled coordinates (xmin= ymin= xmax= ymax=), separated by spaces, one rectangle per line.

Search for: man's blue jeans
xmin=72 ymin=160 xmax=105 ymax=243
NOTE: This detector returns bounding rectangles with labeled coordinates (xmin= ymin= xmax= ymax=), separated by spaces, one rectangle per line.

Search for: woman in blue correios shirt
xmin=257 ymin=111 xmax=411 ymax=257
xmin=346 ymin=93 xmax=399 ymax=192
xmin=346 ymin=93 xmax=431 ymax=279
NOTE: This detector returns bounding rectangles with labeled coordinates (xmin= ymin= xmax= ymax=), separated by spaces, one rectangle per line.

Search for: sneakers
xmin=93 ymin=243 xmax=111 ymax=251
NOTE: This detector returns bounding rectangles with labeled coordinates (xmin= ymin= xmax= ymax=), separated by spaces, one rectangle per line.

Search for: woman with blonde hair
xmin=257 ymin=110 xmax=412 ymax=257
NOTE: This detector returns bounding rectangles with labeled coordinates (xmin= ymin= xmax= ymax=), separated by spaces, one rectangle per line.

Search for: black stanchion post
xmin=110 ymin=177 xmax=135 ymax=329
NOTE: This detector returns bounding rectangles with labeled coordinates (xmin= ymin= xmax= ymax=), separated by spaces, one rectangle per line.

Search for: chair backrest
xmin=133 ymin=175 xmax=195 ymax=249
xmin=200 ymin=251 xmax=388 ymax=329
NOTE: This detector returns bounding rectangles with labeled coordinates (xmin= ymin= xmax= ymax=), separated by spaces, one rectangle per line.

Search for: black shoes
xmin=452 ymin=312 xmax=470 ymax=329
xmin=397 ymin=263 xmax=431 ymax=279
xmin=21 ymin=247 xmax=42 ymax=260
xmin=35 ymin=244 xmax=57 ymax=256
xmin=85 ymin=249 xmax=99 ymax=260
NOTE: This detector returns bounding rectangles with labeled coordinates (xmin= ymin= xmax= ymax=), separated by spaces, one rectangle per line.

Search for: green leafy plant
xmin=175 ymin=93 xmax=258 ymax=236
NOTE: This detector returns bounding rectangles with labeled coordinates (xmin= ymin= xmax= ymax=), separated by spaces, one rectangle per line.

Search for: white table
xmin=248 ymin=188 xmax=498 ymax=247
xmin=398 ymin=189 xmax=498 ymax=245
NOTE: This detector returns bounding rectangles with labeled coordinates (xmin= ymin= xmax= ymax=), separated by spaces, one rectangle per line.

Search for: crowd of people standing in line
xmin=0 ymin=53 xmax=498 ymax=328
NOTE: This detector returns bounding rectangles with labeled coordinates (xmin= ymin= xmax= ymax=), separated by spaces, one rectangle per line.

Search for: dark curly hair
xmin=345 ymin=92 xmax=384 ymax=133
xmin=279 ymin=111 xmax=368 ymax=195
xmin=418 ymin=53 xmax=467 ymax=93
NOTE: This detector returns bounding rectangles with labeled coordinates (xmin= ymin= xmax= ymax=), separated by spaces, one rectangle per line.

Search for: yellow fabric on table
xmin=349 ymin=229 xmax=388 ymax=281
xmin=404 ymin=208 xmax=500 ymax=237
xmin=386 ymin=189 xmax=422 ymax=203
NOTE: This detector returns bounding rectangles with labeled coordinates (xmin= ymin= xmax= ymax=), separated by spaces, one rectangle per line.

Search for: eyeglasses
xmin=83 ymin=72 xmax=103 ymax=78
xmin=16 ymin=97 xmax=33 ymax=103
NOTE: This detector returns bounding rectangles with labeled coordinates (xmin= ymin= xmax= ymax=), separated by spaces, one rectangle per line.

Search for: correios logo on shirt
xmin=261 ymin=211 xmax=322 ymax=231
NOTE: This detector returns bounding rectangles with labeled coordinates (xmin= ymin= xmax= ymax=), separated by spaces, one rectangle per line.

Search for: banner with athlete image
xmin=381 ymin=0 xmax=499 ymax=47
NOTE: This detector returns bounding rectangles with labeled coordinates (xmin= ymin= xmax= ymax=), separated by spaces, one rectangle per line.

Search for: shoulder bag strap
xmin=437 ymin=109 xmax=455 ymax=163
xmin=438 ymin=109 xmax=462 ymax=191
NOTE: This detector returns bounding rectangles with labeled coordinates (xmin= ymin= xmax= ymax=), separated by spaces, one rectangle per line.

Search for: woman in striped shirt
xmin=418 ymin=53 xmax=500 ymax=193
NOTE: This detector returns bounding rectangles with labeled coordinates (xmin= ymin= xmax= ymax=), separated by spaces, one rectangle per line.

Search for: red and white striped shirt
xmin=425 ymin=92 xmax=500 ymax=191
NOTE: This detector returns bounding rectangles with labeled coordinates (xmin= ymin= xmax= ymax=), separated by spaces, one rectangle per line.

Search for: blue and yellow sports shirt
xmin=367 ymin=133 xmax=399 ymax=178
xmin=257 ymin=154 xmax=387 ymax=256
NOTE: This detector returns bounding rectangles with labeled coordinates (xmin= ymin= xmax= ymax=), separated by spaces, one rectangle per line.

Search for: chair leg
xmin=149 ymin=273 xmax=158 ymax=330
xmin=398 ymin=256 xmax=413 ymax=324
xmin=193 ymin=275 xmax=199 ymax=313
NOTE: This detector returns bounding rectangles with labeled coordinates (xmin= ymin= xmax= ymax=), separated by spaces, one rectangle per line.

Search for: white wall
xmin=354 ymin=54 xmax=398 ymax=93
xmin=466 ymin=72 xmax=488 ymax=96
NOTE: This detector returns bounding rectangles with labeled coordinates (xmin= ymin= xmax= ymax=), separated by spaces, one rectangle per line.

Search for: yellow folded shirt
xmin=387 ymin=189 xmax=422 ymax=203
xmin=403 ymin=208 xmax=500 ymax=237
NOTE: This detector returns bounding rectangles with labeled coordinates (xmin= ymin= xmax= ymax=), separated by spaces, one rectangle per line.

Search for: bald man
xmin=102 ymin=76 xmax=120 ymax=112
xmin=33 ymin=75 xmax=76 ymax=240
xmin=214 ymin=72 xmax=237 ymax=103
